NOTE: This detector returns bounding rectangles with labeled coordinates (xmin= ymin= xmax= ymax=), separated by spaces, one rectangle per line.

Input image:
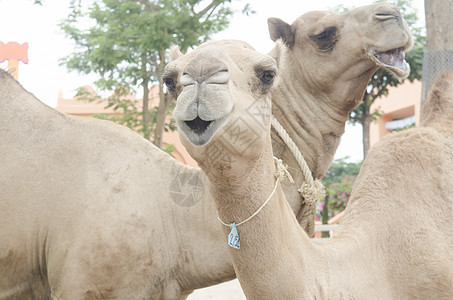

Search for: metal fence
xmin=312 ymin=224 xmax=340 ymax=243
xmin=422 ymin=49 xmax=453 ymax=106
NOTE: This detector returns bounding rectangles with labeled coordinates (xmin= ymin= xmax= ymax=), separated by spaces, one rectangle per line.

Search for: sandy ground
xmin=187 ymin=279 xmax=246 ymax=300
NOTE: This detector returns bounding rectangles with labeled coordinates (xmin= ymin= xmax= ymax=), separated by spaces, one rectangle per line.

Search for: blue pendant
xmin=228 ymin=222 xmax=240 ymax=249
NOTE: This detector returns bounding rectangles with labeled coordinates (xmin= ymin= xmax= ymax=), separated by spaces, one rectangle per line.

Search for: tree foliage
xmin=322 ymin=157 xmax=363 ymax=187
xmin=60 ymin=0 xmax=248 ymax=147
xmin=318 ymin=158 xmax=362 ymax=229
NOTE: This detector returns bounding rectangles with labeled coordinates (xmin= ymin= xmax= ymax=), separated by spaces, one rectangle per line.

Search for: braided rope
xmin=271 ymin=115 xmax=325 ymax=204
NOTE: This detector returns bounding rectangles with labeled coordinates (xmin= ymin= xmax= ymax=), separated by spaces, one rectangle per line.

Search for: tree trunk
xmin=142 ymin=80 xmax=150 ymax=140
xmin=362 ymin=109 xmax=372 ymax=160
xmin=425 ymin=0 xmax=453 ymax=50
xmin=321 ymin=195 xmax=330 ymax=238
xmin=153 ymin=83 xmax=171 ymax=148
xmin=140 ymin=54 xmax=151 ymax=141
xmin=422 ymin=0 xmax=453 ymax=106
xmin=152 ymin=49 xmax=171 ymax=149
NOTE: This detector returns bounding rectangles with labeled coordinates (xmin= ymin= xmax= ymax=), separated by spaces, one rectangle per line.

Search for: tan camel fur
xmin=0 ymin=3 xmax=412 ymax=299
xmin=0 ymin=40 xmax=275 ymax=299
xmin=0 ymin=70 xmax=227 ymax=299
xmin=267 ymin=2 xmax=412 ymax=232
xmin=173 ymin=41 xmax=453 ymax=298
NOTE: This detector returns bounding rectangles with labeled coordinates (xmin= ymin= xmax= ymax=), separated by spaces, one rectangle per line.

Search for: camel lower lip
xmin=185 ymin=117 xmax=213 ymax=136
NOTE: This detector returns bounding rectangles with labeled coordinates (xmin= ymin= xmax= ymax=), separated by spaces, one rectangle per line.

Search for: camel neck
xmin=270 ymin=76 xmax=348 ymax=180
xmin=207 ymin=148 xmax=320 ymax=298
xmin=210 ymin=143 xmax=277 ymax=226
xmin=268 ymin=45 xmax=368 ymax=180
xmin=204 ymin=139 xmax=318 ymax=297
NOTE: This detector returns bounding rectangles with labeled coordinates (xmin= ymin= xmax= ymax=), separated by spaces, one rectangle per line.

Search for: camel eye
xmin=310 ymin=26 xmax=338 ymax=52
xmin=261 ymin=70 xmax=275 ymax=84
xmin=316 ymin=31 xmax=329 ymax=40
xmin=163 ymin=77 xmax=175 ymax=89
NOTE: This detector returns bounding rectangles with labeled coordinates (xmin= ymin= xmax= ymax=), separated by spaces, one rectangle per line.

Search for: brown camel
xmin=172 ymin=37 xmax=453 ymax=298
xmin=267 ymin=2 xmax=412 ymax=233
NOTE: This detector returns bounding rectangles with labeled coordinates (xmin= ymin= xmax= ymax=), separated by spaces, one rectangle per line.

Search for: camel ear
xmin=271 ymin=40 xmax=288 ymax=69
xmin=169 ymin=45 xmax=183 ymax=61
xmin=268 ymin=18 xmax=295 ymax=48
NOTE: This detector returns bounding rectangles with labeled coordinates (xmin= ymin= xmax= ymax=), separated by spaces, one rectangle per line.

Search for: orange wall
xmin=369 ymin=80 xmax=421 ymax=147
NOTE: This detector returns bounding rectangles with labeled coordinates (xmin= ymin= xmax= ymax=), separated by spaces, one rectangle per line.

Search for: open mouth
xmin=185 ymin=117 xmax=213 ymax=136
xmin=178 ymin=114 xmax=228 ymax=146
xmin=371 ymin=47 xmax=409 ymax=78
xmin=374 ymin=47 xmax=405 ymax=66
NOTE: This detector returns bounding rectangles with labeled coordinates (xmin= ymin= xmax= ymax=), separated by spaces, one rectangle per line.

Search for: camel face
xmin=348 ymin=3 xmax=412 ymax=77
xmin=164 ymin=40 xmax=277 ymax=163
xmin=269 ymin=3 xmax=412 ymax=86
xmin=169 ymin=45 xmax=233 ymax=146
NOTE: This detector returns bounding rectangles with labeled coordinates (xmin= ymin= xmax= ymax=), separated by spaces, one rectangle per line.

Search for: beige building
xmin=55 ymin=85 xmax=198 ymax=167
xmin=369 ymin=80 xmax=422 ymax=147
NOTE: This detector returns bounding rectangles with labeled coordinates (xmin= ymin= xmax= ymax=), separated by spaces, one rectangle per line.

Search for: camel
xmin=171 ymin=41 xmax=453 ymax=299
xmin=168 ymin=39 xmax=453 ymax=300
xmin=0 ymin=70 xmax=221 ymax=299
xmin=0 ymin=3 xmax=413 ymax=299
xmin=267 ymin=2 xmax=413 ymax=233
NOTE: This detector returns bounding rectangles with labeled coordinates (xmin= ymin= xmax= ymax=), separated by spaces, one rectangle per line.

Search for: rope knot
xmin=298 ymin=179 xmax=325 ymax=204
xmin=273 ymin=156 xmax=294 ymax=183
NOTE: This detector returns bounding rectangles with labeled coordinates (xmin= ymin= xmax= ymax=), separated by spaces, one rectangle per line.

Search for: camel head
xmin=268 ymin=2 xmax=413 ymax=107
xmin=163 ymin=40 xmax=277 ymax=177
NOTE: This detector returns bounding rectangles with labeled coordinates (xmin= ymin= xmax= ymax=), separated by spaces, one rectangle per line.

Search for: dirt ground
xmin=187 ymin=279 xmax=246 ymax=300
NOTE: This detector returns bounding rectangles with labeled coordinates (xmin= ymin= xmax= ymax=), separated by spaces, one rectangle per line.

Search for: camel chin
xmin=369 ymin=47 xmax=410 ymax=78
xmin=177 ymin=115 xmax=228 ymax=146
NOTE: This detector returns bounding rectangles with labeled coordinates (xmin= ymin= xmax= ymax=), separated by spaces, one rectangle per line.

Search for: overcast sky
xmin=0 ymin=0 xmax=425 ymax=162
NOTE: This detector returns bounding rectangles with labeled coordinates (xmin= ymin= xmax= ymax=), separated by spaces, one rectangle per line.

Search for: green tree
xmin=322 ymin=157 xmax=363 ymax=187
xmin=335 ymin=0 xmax=425 ymax=159
xmin=319 ymin=157 xmax=362 ymax=236
xmin=60 ymin=0 xmax=250 ymax=148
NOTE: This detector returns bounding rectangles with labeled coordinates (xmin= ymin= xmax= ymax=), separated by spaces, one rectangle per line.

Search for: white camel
xmin=0 ymin=3 xmax=412 ymax=299
xmin=171 ymin=40 xmax=453 ymax=299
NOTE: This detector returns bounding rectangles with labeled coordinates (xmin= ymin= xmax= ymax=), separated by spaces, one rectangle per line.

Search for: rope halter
xmin=271 ymin=115 xmax=326 ymax=204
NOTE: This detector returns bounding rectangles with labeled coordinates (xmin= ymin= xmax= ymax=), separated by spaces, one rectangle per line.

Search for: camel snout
xmin=182 ymin=46 xmax=230 ymax=86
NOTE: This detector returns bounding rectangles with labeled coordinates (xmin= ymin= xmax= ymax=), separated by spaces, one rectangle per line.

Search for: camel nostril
xmin=374 ymin=13 xmax=397 ymax=20
xmin=374 ymin=6 xmax=400 ymax=20
xmin=185 ymin=117 xmax=212 ymax=135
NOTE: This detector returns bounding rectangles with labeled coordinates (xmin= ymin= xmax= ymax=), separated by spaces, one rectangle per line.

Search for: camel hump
xmin=0 ymin=68 xmax=14 ymax=81
xmin=420 ymin=71 xmax=453 ymax=126
xmin=0 ymin=68 xmax=23 ymax=91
